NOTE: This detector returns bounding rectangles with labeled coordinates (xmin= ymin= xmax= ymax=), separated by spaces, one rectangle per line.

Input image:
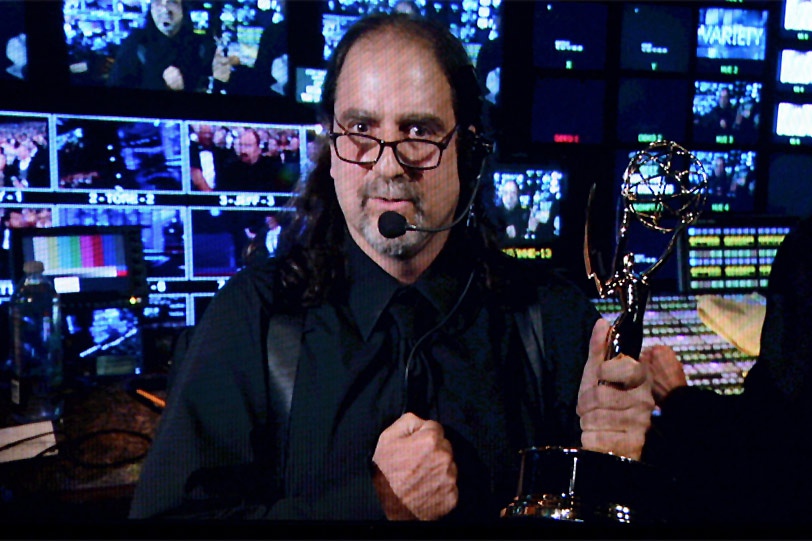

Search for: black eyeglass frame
xmin=328 ymin=119 xmax=459 ymax=171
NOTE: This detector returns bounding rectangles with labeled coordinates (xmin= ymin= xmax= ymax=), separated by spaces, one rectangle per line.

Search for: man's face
xmin=238 ymin=132 xmax=261 ymax=165
xmin=198 ymin=125 xmax=214 ymax=147
xmin=501 ymin=181 xmax=518 ymax=210
xmin=151 ymin=0 xmax=183 ymax=38
xmin=331 ymin=31 xmax=460 ymax=260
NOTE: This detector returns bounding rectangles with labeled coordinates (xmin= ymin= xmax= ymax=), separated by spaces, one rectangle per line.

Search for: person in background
xmin=189 ymin=124 xmax=229 ymax=192
xmin=108 ymin=0 xmax=215 ymax=92
xmin=218 ymin=128 xmax=286 ymax=192
xmin=130 ymin=13 xmax=655 ymax=523
xmin=642 ymin=214 xmax=812 ymax=526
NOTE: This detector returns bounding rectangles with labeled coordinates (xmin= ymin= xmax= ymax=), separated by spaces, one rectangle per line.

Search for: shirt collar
xmin=347 ymin=232 xmax=477 ymax=341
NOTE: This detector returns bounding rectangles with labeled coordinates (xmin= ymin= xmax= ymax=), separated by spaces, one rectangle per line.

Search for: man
xmin=495 ymin=179 xmax=531 ymax=243
xmin=130 ymin=13 xmax=654 ymax=522
xmin=189 ymin=124 xmax=229 ymax=192
xmin=642 ymin=215 xmax=812 ymax=527
xmin=218 ymin=128 xmax=287 ymax=192
xmin=108 ymin=0 xmax=214 ymax=92
xmin=7 ymin=140 xmax=49 ymax=188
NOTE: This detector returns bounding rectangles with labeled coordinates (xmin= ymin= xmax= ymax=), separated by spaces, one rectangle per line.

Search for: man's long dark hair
xmin=276 ymin=13 xmax=500 ymax=308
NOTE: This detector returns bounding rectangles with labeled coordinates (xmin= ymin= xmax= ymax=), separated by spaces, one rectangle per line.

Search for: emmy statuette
xmin=501 ymin=141 xmax=708 ymax=525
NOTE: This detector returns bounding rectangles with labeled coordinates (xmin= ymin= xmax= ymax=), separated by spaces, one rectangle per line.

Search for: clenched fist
xmin=577 ymin=318 xmax=656 ymax=460
xmin=372 ymin=412 xmax=458 ymax=521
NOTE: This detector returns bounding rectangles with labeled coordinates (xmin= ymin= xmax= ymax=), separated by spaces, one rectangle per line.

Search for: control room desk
xmin=0 ymin=375 xmax=164 ymax=522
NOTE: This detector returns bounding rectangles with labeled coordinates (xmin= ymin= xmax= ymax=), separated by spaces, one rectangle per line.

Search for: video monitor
xmin=190 ymin=207 xmax=291 ymax=277
xmin=0 ymin=112 xmax=51 ymax=189
xmin=781 ymin=0 xmax=812 ymax=39
xmin=63 ymin=304 xmax=145 ymax=378
xmin=619 ymin=3 xmax=692 ymax=73
xmin=679 ymin=215 xmax=799 ymax=293
xmin=768 ymin=153 xmax=812 ymax=218
xmin=616 ymin=77 xmax=690 ymax=145
xmin=776 ymin=49 xmax=812 ymax=95
xmin=484 ymin=163 xmax=567 ymax=261
xmin=773 ymin=102 xmax=812 ymax=145
xmin=532 ymin=2 xmax=609 ymax=71
xmin=531 ymin=77 xmax=605 ymax=144
xmin=9 ymin=225 xmax=148 ymax=303
xmin=55 ymin=114 xmax=182 ymax=191
xmin=0 ymin=0 xmax=27 ymax=82
xmin=693 ymin=149 xmax=758 ymax=213
xmin=313 ymin=0 xmax=503 ymax=105
xmin=57 ymin=206 xmax=186 ymax=279
xmin=692 ymin=80 xmax=762 ymax=146
xmin=188 ymin=122 xmax=317 ymax=193
xmin=63 ymin=0 xmax=288 ymax=97
xmin=696 ymin=7 xmax=769 ymax=77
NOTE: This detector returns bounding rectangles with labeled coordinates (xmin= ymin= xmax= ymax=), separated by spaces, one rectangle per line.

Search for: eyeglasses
xmin=329 ymin=120 xmax=458 ymax=170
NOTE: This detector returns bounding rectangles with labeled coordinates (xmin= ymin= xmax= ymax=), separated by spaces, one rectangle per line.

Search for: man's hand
xmin=372 ymin=412 xmax=458 ymax=521
xmin=576 ymin=318 xmax=655 ymax=461
xmin=163 ymin=65 xmax=185 ymax=91
xmin=639 ymin=345 xmax=687 ymax=405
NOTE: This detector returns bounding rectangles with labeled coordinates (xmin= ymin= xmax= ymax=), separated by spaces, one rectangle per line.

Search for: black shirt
xmin=285 ymin=237 xmax=535 ymax=521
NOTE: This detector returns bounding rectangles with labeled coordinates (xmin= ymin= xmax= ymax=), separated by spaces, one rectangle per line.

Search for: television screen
xmin=616 ymin=77 xmax=690 ymax=145
xmin=63 ymin=304 xmax=145 ymax=378
xmin=532 ymin=2 xmax=609 ymax=71
xmin=484 ymin=163 xmax=567 ymax=261
xmin=619 ymin=3 xmax=692 ymax=73
xmin=9 ymin=225 xmax=147 ymax=302
xmin=773 ymin=102 xmax=812 ymax=145
xmin=187 ymin=122 xmax=313 ymax=193
xmin=63 ymin=0 xmax=289 ymax=97
xmin=0 ymin=112 xmax=50 ymax=190
xmin=782 ymin=0 xmax=812 ymax=35
xmin=0 ymin=0 xmax=27 ymax=82
xmin=696 ymin=7 xmax=769 ymax=76
xmin=531 ymin=77 xmax=605 ymax=144
xmin=776 ymin=49 xmax=812 ymax=94
xmin=295 ymin=66 xmax=327 ymax=105
xmin=313 ymin=0 xmax=502 ymax=107
xmin=692 ymin=80 xmax=762 ymax=146
xmin=56 ymin=114 xmax=182 ymax=191
xmin=768 ymin=153 xmax=812 ymax=218
xmin=693 ymin=149 xmax=758 ymax=213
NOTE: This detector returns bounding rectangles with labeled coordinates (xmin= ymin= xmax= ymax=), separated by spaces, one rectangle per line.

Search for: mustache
xmin=362 ymin=179 xmax=419 ymax=202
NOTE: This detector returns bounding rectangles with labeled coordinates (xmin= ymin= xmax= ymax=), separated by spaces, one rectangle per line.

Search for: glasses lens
xmin=396 ymin=141 xmax=441 ymax=168
xmin=335 ymin=134 xmax=379 ymax=164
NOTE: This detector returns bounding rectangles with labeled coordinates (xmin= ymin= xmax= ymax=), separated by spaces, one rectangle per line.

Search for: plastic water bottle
xmin=9 ymin=260 xmax=64 ymax=423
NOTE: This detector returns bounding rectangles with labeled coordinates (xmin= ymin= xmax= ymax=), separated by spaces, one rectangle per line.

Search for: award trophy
xmin=501 ymin=140 xmax=708 ymax=525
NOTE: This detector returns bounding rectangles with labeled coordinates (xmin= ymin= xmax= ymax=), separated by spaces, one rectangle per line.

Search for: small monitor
xmin=692 ymin=80 xmax=762 ymax=146
xmin=616 ymin=77 xmax=690 ymax=145
xmin=773 ymin=101 xmax=812 ymax=145
xmin=55 ymin=114 xmax=182 ymax=191
xmin=532 ymin=77 xmax=605 ymax=144
xmin=776 ymin=49 xmax=812 ymax=95
xmin=484 ymin=163 xmax=567 ymax=262
xmin=533 ymin=2 xmax=609 ymax=71
xmin=9 ymin=225 xmax=148 ymax=303
xmin=692 ymin=149 xmax=758 ymax=214
xmin=781 ymin=0 xmax=812 ymax=39
xmin=678 ymin=215 xmax=800 ymax=293
xmin=619 ymin=3 xmax=692 ymax=73
xmin=696 ymin=7 xmax=769 ymax=77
